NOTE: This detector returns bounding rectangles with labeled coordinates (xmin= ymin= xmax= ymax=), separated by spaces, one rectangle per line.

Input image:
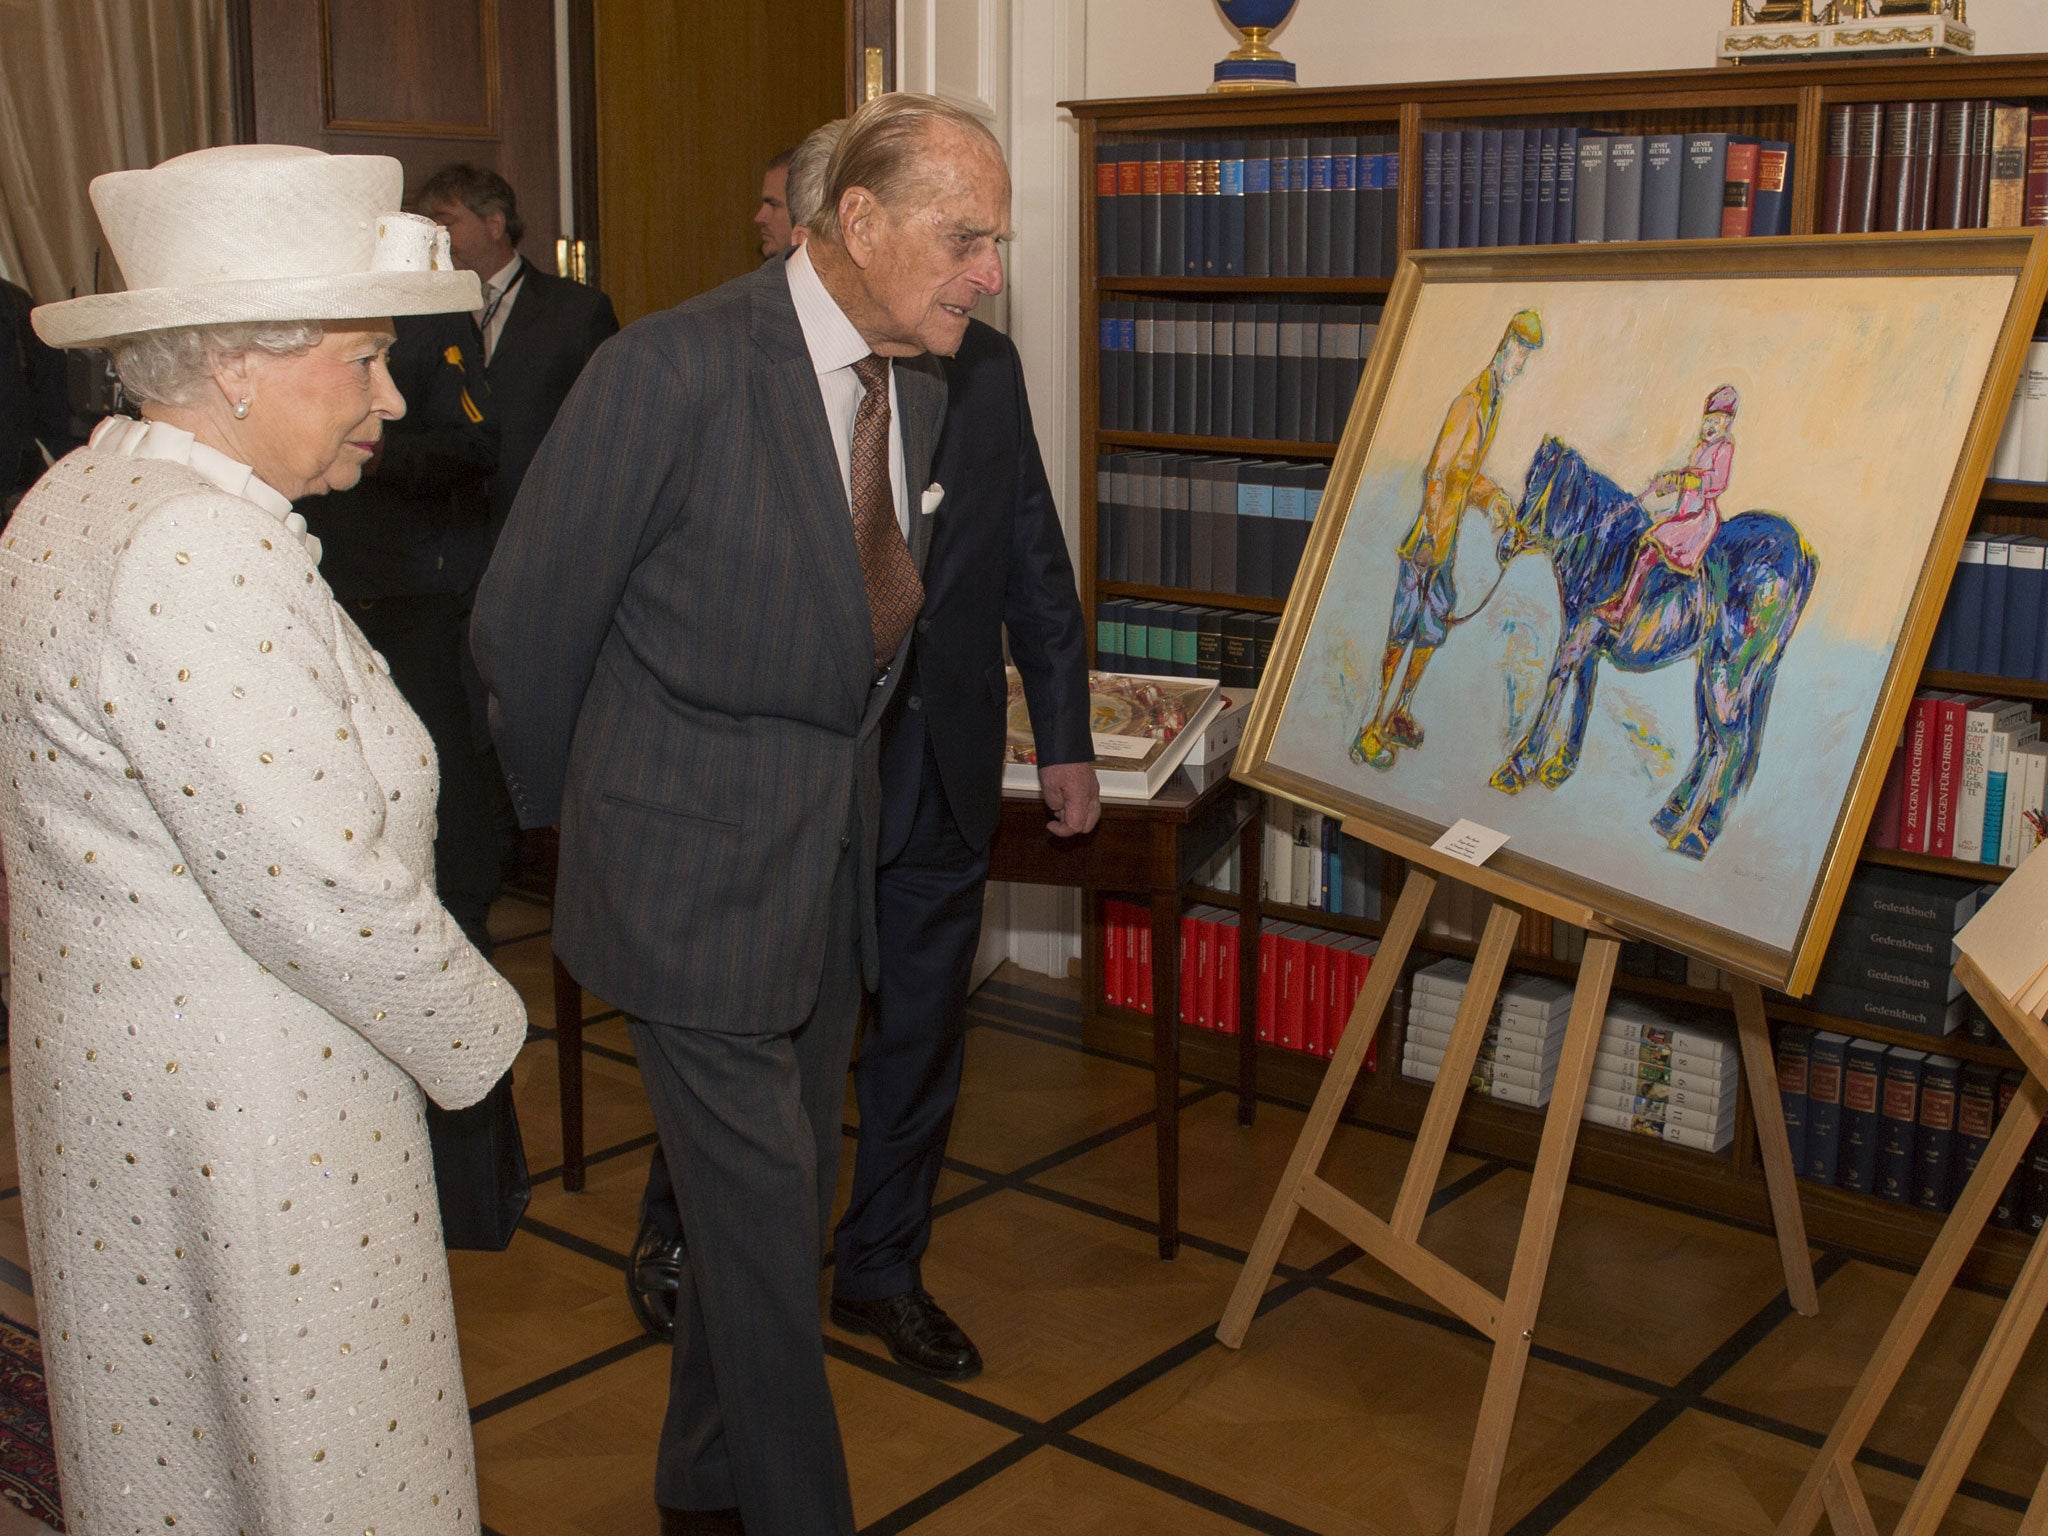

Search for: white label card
xmin=1093 ymin=732 xmax=1155 ymax=758
xmin=1432 ymin=818 xmax=1510 ymax=867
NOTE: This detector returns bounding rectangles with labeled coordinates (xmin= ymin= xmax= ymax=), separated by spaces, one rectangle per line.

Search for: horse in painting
xmin=1488 ymin=436 xmax=1817 ymax=859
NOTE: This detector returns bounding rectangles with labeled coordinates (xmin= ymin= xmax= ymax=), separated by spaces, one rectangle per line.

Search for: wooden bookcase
xmin=1064 ymin=54 xmax=2048 ymax=1287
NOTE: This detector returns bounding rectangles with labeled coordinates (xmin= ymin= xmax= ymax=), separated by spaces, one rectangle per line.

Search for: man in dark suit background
xmin=827 ymin=312 xmax=1098 ymax=1376
xmin=415 ymin=163 xmax=619 ymax=520
xmin=301 ymin=313 xmax=499 ymax=947
xmin=473 ymin=93 xmax=1011 ymax=1536
xmin=3 ymin=276 xmax=75 ymax=514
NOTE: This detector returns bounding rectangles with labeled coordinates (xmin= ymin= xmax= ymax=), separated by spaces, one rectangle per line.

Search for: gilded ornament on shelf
xmin=1210 ymin=0 xmax=1300 ymax=93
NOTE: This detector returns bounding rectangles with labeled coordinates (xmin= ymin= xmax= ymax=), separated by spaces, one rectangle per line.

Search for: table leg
xmin=551 ymin=952 xmax=586 ymax=1194
xmin=1150 ymin=887 xmax=1182 ymax=1260
xmin=1236 ymin=802 xmax=1263 ymax=1127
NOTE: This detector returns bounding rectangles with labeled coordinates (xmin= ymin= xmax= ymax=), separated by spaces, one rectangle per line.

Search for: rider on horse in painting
xmin=1350 ymin=308 xmax=1544 ymax=770
xmin=1593 ymin=384 xmax=1739 ymax=630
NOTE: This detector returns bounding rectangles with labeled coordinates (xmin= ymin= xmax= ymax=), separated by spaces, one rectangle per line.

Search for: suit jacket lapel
xmin=487 ymin=268 xmax=544 ymax=377
xmin=749 ymin=267 xmax=872 ymax=712
xmin=897 ymin=355 xmax=946 ymax=579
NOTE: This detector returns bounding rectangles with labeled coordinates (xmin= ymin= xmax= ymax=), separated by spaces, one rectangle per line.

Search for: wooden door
xmin=236 ymin=0 xmax=563 ymax=273
xmin=591 ymin=0 xmax=845 ymax=324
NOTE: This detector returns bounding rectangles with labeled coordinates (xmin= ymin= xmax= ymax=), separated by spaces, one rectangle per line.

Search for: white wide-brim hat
xmin=32 ymin=144 xmax=483 ymax=349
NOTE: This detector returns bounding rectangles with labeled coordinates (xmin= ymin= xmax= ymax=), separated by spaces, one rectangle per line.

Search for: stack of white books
xmin=1401 ymin=959 xmax=1575 ymax=1109
xmin=1581 ymin=999 xmax=1738 ymax=1153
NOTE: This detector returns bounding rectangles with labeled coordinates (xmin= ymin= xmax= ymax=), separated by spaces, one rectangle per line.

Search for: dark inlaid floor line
xmin=1500 ymin=1248 xmax=1856 ymax=1536
xmin=468 ymin=1331 xmax=661 ymax=1425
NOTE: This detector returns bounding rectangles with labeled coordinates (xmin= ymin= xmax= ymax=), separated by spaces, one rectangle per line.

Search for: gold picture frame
xmin=1233 ymin=230 xmax=2048 ymax=995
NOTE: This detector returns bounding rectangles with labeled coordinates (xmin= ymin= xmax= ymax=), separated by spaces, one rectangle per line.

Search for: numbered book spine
xmin=1877 ymin=1048 xmax=1927 ymax=1203
xmin=1776 ymin=1026 xmax=1812 ymax=1172
xmin=1915 ymin=1055 xmax=1961 ymax=1212
xmin=1803 ymin=1031 xmax=1850 ymax=1185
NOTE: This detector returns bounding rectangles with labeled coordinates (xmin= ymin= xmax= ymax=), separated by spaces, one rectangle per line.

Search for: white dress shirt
xmin=474 ymin=254 xmax=525 ymax=364
xmin=784 ymin=242 xmax=911 ymax=538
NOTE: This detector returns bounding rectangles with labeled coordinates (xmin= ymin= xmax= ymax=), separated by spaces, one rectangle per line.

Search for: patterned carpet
xmin=0 ymin=1321 xmax=58 ymax=1530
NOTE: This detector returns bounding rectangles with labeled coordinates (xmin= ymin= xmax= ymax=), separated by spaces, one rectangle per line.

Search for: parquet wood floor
xmin=2 ymin=890 xmax=2045 ymax=1533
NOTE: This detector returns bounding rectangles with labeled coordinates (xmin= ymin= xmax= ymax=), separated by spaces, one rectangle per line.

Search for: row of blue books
xmin=1926 ymin=532 xmax=2048 ymax=680
xmin=1781 ymin=1028 xmax=1988 ymax=1216
xmin=1094 ymin=136 xmax=1402 ymax=280
xmin=1417 ymin=128 xmax=1794 ymax=250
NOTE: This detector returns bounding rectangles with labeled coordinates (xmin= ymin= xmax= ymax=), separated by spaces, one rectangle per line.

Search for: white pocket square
xmin=921 ymin=483 xmax=945 ymax=516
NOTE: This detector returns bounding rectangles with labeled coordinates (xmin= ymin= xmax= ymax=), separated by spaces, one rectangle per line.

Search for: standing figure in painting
xmin=1350 ymin=309 xmax=1543 ymax=770
xmin=1593 ymin=385 xmax=1738 ymax=629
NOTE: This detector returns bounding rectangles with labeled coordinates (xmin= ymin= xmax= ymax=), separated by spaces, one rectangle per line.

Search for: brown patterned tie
xmin=849 ymin=353 xmax=923 ymax=672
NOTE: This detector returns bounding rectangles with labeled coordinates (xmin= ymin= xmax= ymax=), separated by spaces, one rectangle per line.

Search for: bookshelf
xmin=1065 ymin=54 xmax=2048 ymax=1288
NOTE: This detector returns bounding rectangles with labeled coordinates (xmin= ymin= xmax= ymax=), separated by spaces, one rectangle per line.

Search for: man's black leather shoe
xmin=628 ymin=1219 xmax=684 ymax=1341
xmin=658 ymin=1506 xmax=744 ymax=1535
xmin=830 ymin=1287 xmax=983 ymax=1379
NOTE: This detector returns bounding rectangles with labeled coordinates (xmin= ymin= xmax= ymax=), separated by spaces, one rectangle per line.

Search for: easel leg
xmin=1894 ymin=1170 xmax=2048 ymax=1535
xmin=1775 ymin=1076 xmax=2048 ymax=1536
xmin=1732 ymin=978 xmax=1819 ymax=1316
xmin=1390 ymin=898 xmax=1521 ymax=1242
xmin=1455 ymin=933 xmax=1620 ymax=1536
xmin=1821 ymin=1461 xmax=1881 ymax=1536
xmin=1216 ymin=866 xmax=1436 ymax=1348
xmin=2017 ymin=1452 xmax=2048 ymax=1536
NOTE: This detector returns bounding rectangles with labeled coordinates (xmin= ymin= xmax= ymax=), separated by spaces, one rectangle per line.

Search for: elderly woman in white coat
xmin=4 ymin=144 xmax=525 ymax=1534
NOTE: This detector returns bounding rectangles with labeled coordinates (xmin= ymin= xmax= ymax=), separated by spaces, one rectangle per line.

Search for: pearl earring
xmin=232 ymin=398 xmax=250 ymax=419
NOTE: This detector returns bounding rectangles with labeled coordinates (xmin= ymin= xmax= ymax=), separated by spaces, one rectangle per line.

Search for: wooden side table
xmin=987 ymin=757 xmax=1264 ymax=1258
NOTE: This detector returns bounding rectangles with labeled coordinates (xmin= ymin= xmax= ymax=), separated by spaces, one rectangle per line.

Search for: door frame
xmin=848 ymin=0 xmax=895 ymax=107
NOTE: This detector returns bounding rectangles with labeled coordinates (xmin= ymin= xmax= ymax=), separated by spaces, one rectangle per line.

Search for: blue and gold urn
xmin=1212 ymin=0 xmax=1300 ymax=92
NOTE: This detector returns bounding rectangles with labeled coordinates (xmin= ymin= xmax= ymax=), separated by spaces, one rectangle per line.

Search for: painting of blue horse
xmin=1239 ymin=251 xmax=2035 ymax=989
xmin=1489 ymin=437 xmax=1818 ymax=860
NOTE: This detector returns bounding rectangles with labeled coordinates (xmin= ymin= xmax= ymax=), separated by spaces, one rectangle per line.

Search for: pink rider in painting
xmin=1594 ymin=384 xmax=1739 ymax=628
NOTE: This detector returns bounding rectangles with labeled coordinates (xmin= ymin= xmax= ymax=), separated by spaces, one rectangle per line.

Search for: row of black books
xmin=1093 ymin=136 xmax=1402 ymax=280
xmin=1097 ymin=300 xmax=1380 ymax=444
xmin=1819 ymin=100 xmax=2048 ymax=235
xmin=1095 ymin=452 xmax=1327 ymax=600
xmin=1787 ymin=868 xmax=1983 ymax=1039
xmin=1417 ymin=128 xmax=1793 ymax=250
xmin=1777 ymin=1027 xmax=2043 ymax=1224
xmin=1094 ymin=600 xmax=1278 ymax=690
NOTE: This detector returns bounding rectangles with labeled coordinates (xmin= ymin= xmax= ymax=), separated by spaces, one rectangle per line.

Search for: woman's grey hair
xmin=810 ymin=92 xmax=1004 ymax=245
xmin=787 ymin=119 xmax=847 ymax=234
xmin=105 ymin=320 xmax=324 ymax=407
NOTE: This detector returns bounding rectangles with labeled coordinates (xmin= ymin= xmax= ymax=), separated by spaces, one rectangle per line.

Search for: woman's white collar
xmin=90 ymin=416 xmax=322 ymax=565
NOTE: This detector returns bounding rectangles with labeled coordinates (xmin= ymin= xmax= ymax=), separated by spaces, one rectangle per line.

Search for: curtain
xmin=0 ymin=0 xmax=232 ymax=306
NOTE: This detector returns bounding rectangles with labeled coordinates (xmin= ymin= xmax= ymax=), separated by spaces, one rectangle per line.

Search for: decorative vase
xmin=1211 ymin=0 xmax=1300 ymax=93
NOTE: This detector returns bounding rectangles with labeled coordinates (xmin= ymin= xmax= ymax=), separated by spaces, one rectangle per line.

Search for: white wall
xmin=1084 ymin=1 xmax=2048 ymax=101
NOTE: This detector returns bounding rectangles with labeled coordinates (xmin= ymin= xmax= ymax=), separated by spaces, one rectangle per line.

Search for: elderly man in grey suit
xmin=472 ymin=93 xmax=1010 ymax=1536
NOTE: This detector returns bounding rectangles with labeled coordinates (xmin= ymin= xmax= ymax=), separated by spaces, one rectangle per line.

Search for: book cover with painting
xmin=1003 ymin=670 xmax=1225 ymax=800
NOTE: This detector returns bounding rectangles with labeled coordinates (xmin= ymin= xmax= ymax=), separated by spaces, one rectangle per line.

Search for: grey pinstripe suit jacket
xmin=472 ymin=260 xmax=947 ymax=1030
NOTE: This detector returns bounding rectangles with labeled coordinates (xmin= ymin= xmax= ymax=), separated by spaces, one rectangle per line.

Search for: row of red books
xmin=1102 ymin=900 xmax=1379 ymax=1064
xmin=1867 ymin=691 xmax=2044 ymax=867
xmin=1819 ymin=100 xmax=2047 ymax=235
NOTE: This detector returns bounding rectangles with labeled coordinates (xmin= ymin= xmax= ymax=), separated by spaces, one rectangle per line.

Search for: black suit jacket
xmin=483 ymin=262 xmax=619 ymax=517
xmin=304 ymin=311 xmax=497 ymax=599
xmin=882 ymin=320 xmax=1091 ymax=861
xmin=473 ymin=259 xmax=946 ymax=1030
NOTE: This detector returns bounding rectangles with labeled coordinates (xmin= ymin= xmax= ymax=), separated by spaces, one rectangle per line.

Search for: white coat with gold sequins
xmin=0 ymin=418 xmax=526 ymax=1535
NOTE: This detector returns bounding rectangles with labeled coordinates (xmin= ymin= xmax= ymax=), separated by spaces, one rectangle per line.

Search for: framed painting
xmin=1234 ymin=231 xmax=2048 ymax=995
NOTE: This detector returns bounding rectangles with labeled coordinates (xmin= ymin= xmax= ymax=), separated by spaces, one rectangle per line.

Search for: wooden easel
xmin=1217 ymin=818 xmax=1819 ymax=1536
xmin=1776 ymin=952 xmax=2048 ymax=1536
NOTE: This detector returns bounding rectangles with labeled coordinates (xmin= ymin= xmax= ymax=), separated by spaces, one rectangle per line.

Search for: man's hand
xmin=1039 ymin=761 xmax=1102 ymax=838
